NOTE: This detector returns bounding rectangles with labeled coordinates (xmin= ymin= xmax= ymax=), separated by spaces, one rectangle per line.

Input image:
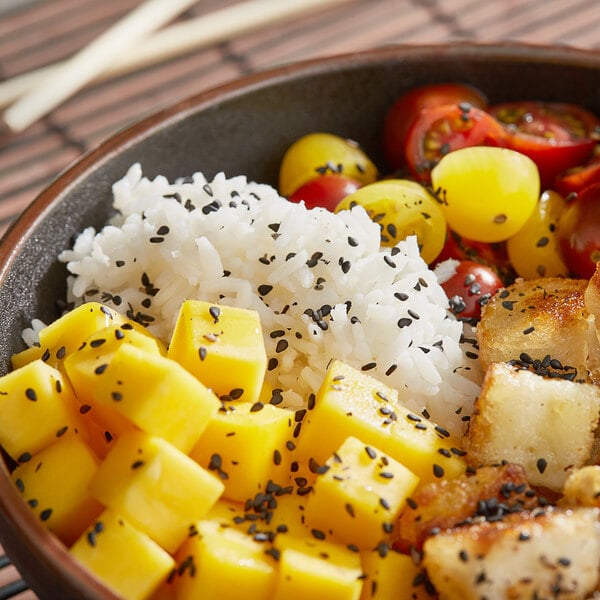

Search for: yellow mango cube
xmin=66 ymin=342 xmax=219 ymax=453
xmin=90 ymin=430 xmax=224 ymax=552
xmin=296 ymin=360 xmax=465 ymax=483
xmin=168 ymin=300 xmax=267 ymax=403
xmin=38 ymin=302 xmax=128 ymax=370
xmin=305 ymin=436 xmax=419 ymax=549
xmin=190 ymin=401 xmax=294 ymax=502
xmin=10 ymin=344 xmax=43 ymax=370
xmin=172 ymin=520 xmax=276 ymax=600
xmin=272 ymin=540 xmax=363 ymax=600
xmin=360 ymin=549 xmax=430 ymax=599
xmin=11 ymin=436 xmax=102 ymax=545
xmin=70 ymin=509 xmax=175 ymax=600
xmin=0 ymin=359 xmax=88 ymax=463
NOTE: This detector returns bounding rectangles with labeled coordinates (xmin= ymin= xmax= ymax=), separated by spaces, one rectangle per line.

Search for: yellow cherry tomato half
xmin=279 ymin=132 xmax=378 ymax=198
xmin=334 ymin=179 xmax=446 ymax=264
xmin=506 ymin=189 xmax=568 ymax=279
xmin=430 ymin=146 xmax=540 ymax=243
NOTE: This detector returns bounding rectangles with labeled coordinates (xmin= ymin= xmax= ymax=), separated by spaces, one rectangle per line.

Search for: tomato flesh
xmin=288 ymin=174 xmax=361 ymax=211
xmin=554 ymin=146 xmax=600 ymax=197
xmin=489 ymin=101 xmax=599 ymax=187
xmin=405 ymin=104 xmax=505 ymax=184
xmin=440 ymin=260 xmax=504 ymax=320
xmin=557 ymin=182 xmax=600 ymax=279
xmin=383 ymin=83 xmax=487 ymax=171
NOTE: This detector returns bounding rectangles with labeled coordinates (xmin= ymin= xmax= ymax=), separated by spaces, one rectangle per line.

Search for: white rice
xmin=55 ymin=163 xmax=481 ymax=436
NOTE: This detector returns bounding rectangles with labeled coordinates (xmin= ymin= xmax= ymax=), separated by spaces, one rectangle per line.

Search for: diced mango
xmin=90 ymin=430 xmax=224 ymax=553
xmin=11 ymin=435 xmax=102 ymax=545
xmin=305 ymin=436 xmax=419 ymax=550
xmin=66 ymin=342 xmax=219 ymax=454
xmin=168 ymin=299 xmax=267 ymax=403
xmin=64 ymin=323 xmax=166 ymax=441
xmin=70 ymin=508 xmax=175 ymax=600
xmin=10 ymin=344 xmax=43 ymax=370
xmin=190 ymin=401 xmax=294 ymax=502
xmin=360 ymin=549 xmax=432 ymax=599
xmin=172 ymin=520 xmax=276 ymax=600
xmin=0 ymin=359 xmax=88 ymax=463
xmin=38 ymin=303 xmax=127 ymax=370
xmin=295 ymin=360 xmax=465 ymax=483
xmin=272 ymin=543 xmax=363 ymax=600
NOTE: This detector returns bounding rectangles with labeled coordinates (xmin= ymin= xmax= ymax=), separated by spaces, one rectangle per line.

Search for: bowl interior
xmin=1 ymin=42 xmax=600 ymax=598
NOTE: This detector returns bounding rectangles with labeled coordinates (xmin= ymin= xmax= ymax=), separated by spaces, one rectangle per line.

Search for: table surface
xmin=2 ymin=0 xmax=600 ymax=597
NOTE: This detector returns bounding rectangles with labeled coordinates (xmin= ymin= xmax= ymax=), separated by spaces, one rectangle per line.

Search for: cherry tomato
xmin=278 ymin=132 xmax=378 ymax=198
xmin=436 ymin=228 xmax=514 ymax=284
xmin=288 ymin=174 xmax=362 ymax=211
xmin=440 ymin=260 xmax=504 ymax=319
xmin=506 ymin=189 xmax=568 ymax=279
xmin=489 ymin=101 xmax=599 ymax=188
xmin=554 ymin=145 xmax=600 ymax=197
xmin=383 ymin=82 xmax=488 ymax=171
xmin=431 ymin=146 xmax=540 ymax=243
xmin=557 ymin=182 xmax=600 ymax=278
xmin=404 ymin=104 xmax=506 ymax=184
xmin=335 ymin=179 xmax=446 ymax=263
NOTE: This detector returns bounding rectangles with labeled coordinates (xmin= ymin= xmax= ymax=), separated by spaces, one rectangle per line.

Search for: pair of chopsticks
xmin=0 ymin=0 xmax=353 ymax=134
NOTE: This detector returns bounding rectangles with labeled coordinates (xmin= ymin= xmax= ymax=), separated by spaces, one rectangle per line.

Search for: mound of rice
xmin=57 ymin=163 xmax=481 ymax=436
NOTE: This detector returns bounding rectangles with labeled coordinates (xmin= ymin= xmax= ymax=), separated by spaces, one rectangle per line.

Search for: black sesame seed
xmin=25 ymin=388 xmax=37 ymax=401
xmin=433 ymin=464 xmax=445 ymax=478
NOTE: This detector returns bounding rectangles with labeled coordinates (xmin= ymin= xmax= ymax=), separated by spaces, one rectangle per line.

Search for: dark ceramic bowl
xmin=1 ymin=42 xmax=600 ymax=599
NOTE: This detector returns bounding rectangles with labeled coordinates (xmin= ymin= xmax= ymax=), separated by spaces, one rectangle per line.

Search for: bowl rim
xmin=1 ymin=40 xmax=600 ymax=598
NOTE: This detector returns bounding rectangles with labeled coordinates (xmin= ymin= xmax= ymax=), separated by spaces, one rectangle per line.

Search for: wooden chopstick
xmin=0 ymin=0 xmax=354 ymax=132
xmin=2 ymin=0 xmax=200 ymax=133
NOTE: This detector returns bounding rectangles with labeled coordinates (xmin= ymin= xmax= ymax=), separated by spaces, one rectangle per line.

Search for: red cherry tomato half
xmin=436 ymin=229 xmax=514 ymax=284
xmin=489 ymin=101 xmax=600 ymax=187
xmin=554 ymin=146 xmax=600 ymax=197
xmin=288 ymin=174 xmax=362 ymax=211
xmin=557 ymin=182 xmax=600 ymax=279
xmin=441 ymin=260 xmax=504 ymax=320
xmin=383 ymin=83 xmax=488 ymax=171
xmin=404 ymin=104 xmax=505 ymax=184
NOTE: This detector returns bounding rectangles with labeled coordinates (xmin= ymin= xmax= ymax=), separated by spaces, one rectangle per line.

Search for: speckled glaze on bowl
xmin=1 ymin=42 xmax=600 ymax=599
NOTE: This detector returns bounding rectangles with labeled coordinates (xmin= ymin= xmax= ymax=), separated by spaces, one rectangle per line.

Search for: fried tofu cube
xmin=167 ymin=300 xmax=267 ymax=403
xmin=561 ymin=465 xmax=600 ymax=509
xmin=66 ymin=342 xmax=220 ymax=454
xmin=70 ymin=508 xmax=175 ymax=600
xmin=190 ymin=401 xmax=294 ymax=502
xmin=295 ymin=360 xmax=465 ymax=484
xmin=11 ymin=436 xmax=102 ymax=545
xmin=467 ymin=362 xmax=600 ymax=491
xmin=90 ymin=430 xmax=224 ymax=553
xmin=477 ymin=277 xmax=597 ymax=382
xmin=423 ymin=508 xmax=600 ymax=600
xmin=305 ymin=436 xmax=419 ymax=550
xmin=0 ymin=359 xmax=88 ymax=463
xmin=172 ymin=520 xmax=276 ymax=600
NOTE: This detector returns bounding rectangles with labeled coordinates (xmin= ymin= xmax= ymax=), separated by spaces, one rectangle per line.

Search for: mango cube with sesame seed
xmin=189 ymin=401 xmax=294 ymax=502
xmin=167 ymin=299 xmax=267 ymax=403
xmin=359 ymin=549 xmax=432 ymax=600
xmin=70 ymin=508 xmax=175 ymax=600
xmin=10 ymin=343 xmax=43 ymax=370
xmin=172 ymin=520 xmax=277 ymax=600
xmin=295 ymin=360 xmax=465 ymax=484
xmin=89 ymin=430 xmax=224 ymax=553
xmin=272 ymin=542 xmax=363 ymax=600
xmin=11 ymin=435 xmax=103 ymax=546
xmin=0 ymin=359 xmax=89 ymax=464
xmin=65 ymin=340 xmax=220 ymax=454
xmin=305 ymin=436 xmax=419 ymax=550
xmin=37 ymin=302 xmax=130 ymax=370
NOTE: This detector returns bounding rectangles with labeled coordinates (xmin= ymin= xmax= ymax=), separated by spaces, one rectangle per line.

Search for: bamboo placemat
xmin=1 ymin=0 xmax=600 ymax=597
